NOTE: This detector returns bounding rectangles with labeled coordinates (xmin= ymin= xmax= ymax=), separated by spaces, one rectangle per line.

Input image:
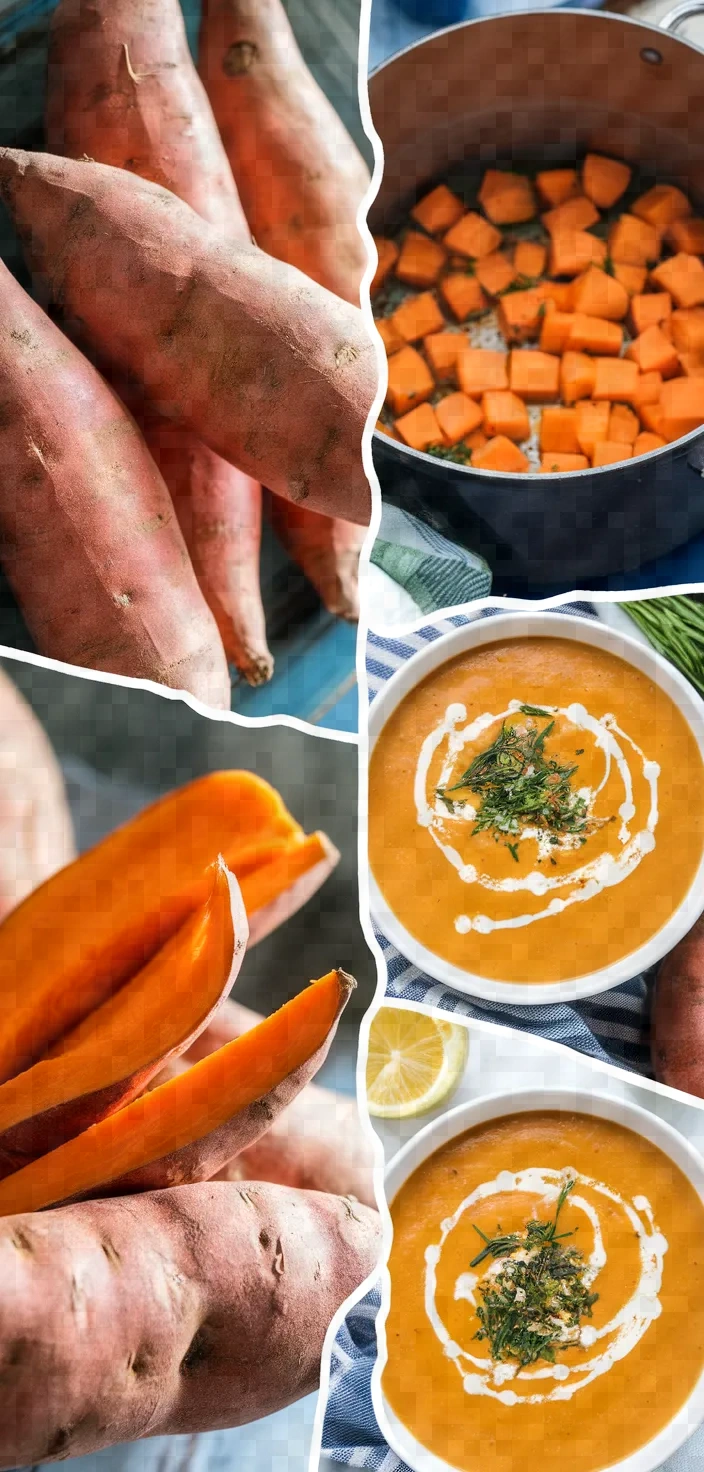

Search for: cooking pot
xmin=368 ymin=5 xmax=704 ymax=588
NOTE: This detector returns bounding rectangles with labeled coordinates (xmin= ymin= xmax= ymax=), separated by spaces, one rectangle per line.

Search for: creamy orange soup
xmin=384 ymin=1110 xmax=704 ymax=1472
xmin=368 ymin=637 xmax=704 ymax=983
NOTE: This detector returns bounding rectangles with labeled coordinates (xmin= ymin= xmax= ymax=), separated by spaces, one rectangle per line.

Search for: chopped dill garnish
xmin=470 ymin=1181 xmax=599 ymax=1367
xmin=507 ymin=841 xmax=520 ymax=863
xmin=427 ymin=442 xmax=473 ymax=465
xmin=519 ymin=703 xmax=552 ymax=718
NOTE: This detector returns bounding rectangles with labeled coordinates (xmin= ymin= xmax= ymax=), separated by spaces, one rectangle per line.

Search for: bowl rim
xmin=367 ymin=610 xmax=704 ymax=1004
xmin=371 ymin=1084 xmax=704 ymax=1472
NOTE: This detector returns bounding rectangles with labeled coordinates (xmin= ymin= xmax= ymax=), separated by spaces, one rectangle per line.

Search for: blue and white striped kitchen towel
xmin=366 ymin=602 xmax=654 ymax=1078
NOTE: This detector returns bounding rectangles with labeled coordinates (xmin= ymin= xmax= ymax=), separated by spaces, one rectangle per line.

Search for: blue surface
xmin=233 ymin=612 xmax=359 ymax=732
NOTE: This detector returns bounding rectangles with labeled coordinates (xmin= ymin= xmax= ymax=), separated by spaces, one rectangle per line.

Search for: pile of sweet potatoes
xmin=0 ymin=0 xmax=373 ymax=702
xmin=0 ymin=769 xmax=379 ymax=1462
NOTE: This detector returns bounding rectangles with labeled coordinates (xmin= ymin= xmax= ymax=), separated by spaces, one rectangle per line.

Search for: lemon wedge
xmin=365 ymin=1004 xmax=469 ymax=1118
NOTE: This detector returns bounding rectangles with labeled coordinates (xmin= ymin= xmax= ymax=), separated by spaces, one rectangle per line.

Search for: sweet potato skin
xmin=0 ymin=261 xmax=229 ymax=705
xmin=0 ymin=668 xmax=75 ymax=921
xmin=268 ymin=497 xmax=364 ymax=622
xmin=0 ymin=1181 xmax=381 ymax=1463
xmin=652 ymin=916 xmax=704 ymax=1095
xmin=0 ymin=149 xmax=374 ymax=525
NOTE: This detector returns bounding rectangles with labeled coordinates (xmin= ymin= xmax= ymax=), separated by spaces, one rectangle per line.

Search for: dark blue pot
xmin=395 ymin=0 xmax=469 ymax=23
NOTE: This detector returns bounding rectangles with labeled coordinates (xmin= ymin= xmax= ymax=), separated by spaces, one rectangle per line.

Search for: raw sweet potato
xmin=0 ymin=862 xmax=246 ymax=1173
xmin=47 ymin=0 xmax=273 ymax=685
xmin=652 ymin=253 xmax=704 ymax=309
xmin=582 ymin=154 xmax=631 ymax=209
xmin=268 ymin=499 xmax=365 ymax=622
xmin=391 ymin=291 xmax=445 ymax=343
xmin=536 ymin=168 xmax=578 ymax=208
xmin=199 ymin=0 xmax=370 ymax=302
xmin=472 ymin=436 xmax=529 ymax=472
xmin=0 ymin=772 xmax=336 ymax=1080
xmin=0 ymin=1181 xmax=381 ymax=1461
xmin=0 ymin=261 xmax=229 ymax=705
xmin=440 ymin=273 xmax=487 ymax=322
xmin=571 ymin=266 xmax=629 ymax=321
xmin=608 ymin=214 xmax=661 ymax=267
xmin=592 ymin=440 xmax=632 ymax=466
xmin=423 ymin=331 xmax=462 ymax=380
xmin=395 ymin=403 xmax=443 ymax=451
xmin=482 ymin=390 xmax=530 ymax=442
xmin=371 ymin=238 xmax=398 ymax=292
xmin=442 ymin=211 xmax=502 ymax=259
xmin=457 ymin=348 xmax=509 ymax=397
xmin=0 ymin=969 xmax=356 ymax=1214
xmin=509 ymin=349 xmax=559 ymax=401
xmin=652 ymin=916 xmax=704 ymax=1094
xmin=540 ymin=452 xmax=588 ymax=473
xmin=411 ymin=184 xmax=464 ymax=235
xmin=475 ymin=251 xmax=516 ymax=296
xmin=542 ymin=196 xmax=599 ymax=236
xmin=478 ymin=170 xmax=536 ymax=225
xmin=633 ymin=184 xmax=691 ymax=228
xmin=386 ymin=346 xmax=435 ymax=415
xmin=396 ymin=232 xmax=446 ymax=288
xmin=435 ymin=393 xmax=483 ymax=445
xmin=0 ymin=668 xmax=75 ymax=923
xmin=0 ymin=149 xmax=374 ymax=525
xmin=625 ymin=324 xmax=679 ymax=378
xmin=540 ymin=406 xmax=579 ymax=455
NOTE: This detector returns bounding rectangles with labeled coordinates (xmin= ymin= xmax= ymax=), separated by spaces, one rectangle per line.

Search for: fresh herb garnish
xmin=427 ymin=442 xmax=473 ymax=465
xmin=519 ymin=703 xmax=552 ymax=718
xmin=470 ymin=1181 xmax=598 ymax=1367
xmin=507 ymin=841 xmax=520 ymax=863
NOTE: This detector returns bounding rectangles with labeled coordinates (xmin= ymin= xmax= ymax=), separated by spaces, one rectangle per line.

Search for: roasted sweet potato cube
xmin=475 ymin=251 xmax=517 ymax=296
xmin=575 ymin=400 xmax=610 ymax=456
xmin=375 ymin=418 xmax=400 ymax=440
xmin=608 ymin=214 xmax=661 ymax=267
xmin=540 ymin=311 xmax=575 ymax=355
xmin=472 ymin=435 xmax=530 ymax=471
xmin=465 ymin=428 xmax=488 ymax=452
xmin=457 ymin=348 xmax=509 ymax=397
xmin=659 ymin=377 xmax=704 ymax=440
xmin=435 ymin=392 xmax=483 ymax=445
xmin=549 ymin=231 xmax=607 ymax=278
xmin=542 ymin=196 xmax=600 ymax=236
xmin=634 ymin=431 xmax=666 ymax=456
xmin=630 ymin=292 xmax=672 ymax=336
xmin=625 ymin=324 xmax=680 ymax=378
xmin=540 ymin=452 xmax=589 ymax=472
xmin=542 ymin=281 xmax=574 ymax=311
xmin=679 ymin=352 xmax=704 ymax=377
xmin=632 ymin=184 xmax=691 ymax=228
xmin=411 ymin=184 xmax=465 ymax=235
xmin=568 ymin=314 xmax=623 ymax=355
xmin=667 ymin=217 xmax=704 ymax=255
xmin=536 ymin=169 xmax=579 ymax=208
xmin=509 ymin=350 xmax=560 ymax=401
xmin=652 ymin=253 xmax=704 ymax=308
xmin=440 ymin=273 xmax=488 ymax=321
xmin=395 ymin=232 xmax=447 ymax=288
xmin=478 ymin=170 xmax=536 ymax=225
xmin=395 ymin=402 xmax=445 ymax=450
xmin=372 ymin=238 xmax=399 ymax=293
xmin=571 ymin=266 xmax=629 ymax=320
xmin=540 ymin=406 xmax=580 ymax=454
xmin=639 ymin=403 xmax=666 ymax=436
xmin=608 ymin=403 xmax=640 ymax=444
xmin=612 ymin=263 xmax=647 ymax=296
xmin=592 ymin=440 xmax=633 ymax=466
xmin=593 ymin=358 xmax=640 ymax=401
xmin=671 ymin=308 xmax=704 ymax=355
xmin=386 ymin=345 xmax=435 ymax=415
xmin=514 ymin=240 xmax=547 ymax=280
xmin=631 ymin=371 xmax=663 ymax=411
xmin=391 ymin=291 xmax=445 ymax=343
xmin=482 ymin=390 xmax=530 ymax=442
xmin=582 ymin=155 xmax=631 ymax=209
xmin=498 ymin=286 xmax=547 ymax=343
xmin=443 ymin=212 xmax=502 ymax=259
xmin=561 ymin=351 xmax=596 ymax=405
xmin=375 ymin=317 xmax=404 ymax=356
xmin=423 ymin=331 xmax=463 ymax=381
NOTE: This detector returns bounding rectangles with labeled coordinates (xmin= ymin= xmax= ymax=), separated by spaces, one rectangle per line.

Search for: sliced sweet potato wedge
xmin=241 ymin=832 xmax=341 ymax=947
xmin=631 ymin=371 xmax=663 ymax=412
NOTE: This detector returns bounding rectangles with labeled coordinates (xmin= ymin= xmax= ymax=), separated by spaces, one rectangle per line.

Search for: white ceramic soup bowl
xmin=367 ymin=612 xmax=704 ymax=1005
xmin=372 ymin=1085 xmax=704 ymax=1472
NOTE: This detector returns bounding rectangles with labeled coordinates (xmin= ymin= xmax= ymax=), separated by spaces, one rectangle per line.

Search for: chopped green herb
xmin=507 ymin=841 xmax=520 ymax=863
xmin=519 ymin=703 xmax=552 ymax=718
xmin=427 ymin=442 xmax=473 ymax=465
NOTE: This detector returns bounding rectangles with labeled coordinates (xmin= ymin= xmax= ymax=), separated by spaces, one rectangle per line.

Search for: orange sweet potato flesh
xmin=0 ymin=969 xmax=356 ymax=1215
xmin=0 ymin=863 xmax=246 ymax=1174
xmin=268 ymin=499 xmax=365 ymax=623
xmin=0 ymin=148 xmax=374 ymax=526
xmin=0 ymin=773 xmax=335 ymax=1081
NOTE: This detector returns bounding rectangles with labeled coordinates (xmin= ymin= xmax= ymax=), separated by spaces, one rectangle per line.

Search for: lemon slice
xmin=365 ymin=1005 xmax=469 ymax=1118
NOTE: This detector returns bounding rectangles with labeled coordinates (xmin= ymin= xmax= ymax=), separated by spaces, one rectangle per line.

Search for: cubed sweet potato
xmin=540 ymin=406 xmax=579 ymax=454
xmin=542 ymin=281 xmax=574 ymax=311
xmin=571 ymin=265 xmax=629 ymax=320
xmin=372 ymin=237 xmax=399 ymax=293
xmin=631 ymin=371 xmax=663 ymax=411
xmin=651 ymin=253 xmax=704 ymax=308
xmin=613 ymin=262 xmax=648 ymax=296
xmin=509 ymin=349 xmax=560 ymax=401
xmin=540 ymin=311 xmax=575 ymax=354
xmin=630 ymin=291 xmax=672 ymax=336
xmin=391 ymin=290 xmax=446 ymax=343
xmin=625 ymin=324 xmax=680 ymax=378
xmin=679 ymin=352 xmax=704 ymax=378
xmin=423 ymin=331 xmax=463 ymax=381
xmin=549 ymin=230 xmax=607 ymax=278
xmin=536 ymin=168 xmax=579 ymax=208
xmin=475 ymin=251 xmax=517 ymax=296
xmin=394 ymin=402 xmax=445 ymax=450
xmin=666 ymin=217 xmax=704 ymax=254
xmin=498 ymin=286 xmax=547 ymax=342
xmin=568 ymin=314 xmax=623 ymax=355
xmin=386 ymin=345 xmax=435 ymax=415
xmin=561 ymin=351 xmax=596 ymax=405
xmin=435 ymin=392 xmax=483 ymax=445
xmin=582 ymin=154 xmax=631 ymax=209
xmin=540 ymin=452 xmax=589 ymax=472
xmin=440 ymin=273 xmax=488 ymax=321
xmin=478 ymin=169 xmax=536 ymax=225
xmin=482 ymin=390 xmax=530 ymax=441
xmin=472 ymin=435 xmax=530 ymax=472
xmin=608 ymin=214 xmax=661 ymax=267
xmin=411 ymin=183 xmax=465 ymax=235
xmin=457 ymin=347 xmax=509 ymax=397
xmin=639 ymin=402 xmax=666 ymax=436
xmin=514 ymin=240 xmax=547 ymax=279
xmin=443 ymin=211 xmax=502 ymax=259
xmin=632 ymin=184 xmax=691 ymax=228
xmin=542 ymin=195 xmax=600 ymax=235
xmin=575 ymin=399 xmax=610 ymax=456
xmin=592 ymin=440 xmax=633 ymax=466
xmin=671 ymin=308 xmax=704 ymax=355
xmin=375 ymin=317 xmax=404 ymax=356
xmin=659 ymin=376 xmax=704 ymax=440
xmin=465 ymin=428 xmax=488 ymax=452
xmin=375 ymin=419 xmax=399 ymax=439
xmin=634 ymin=430 xmax=666 ymax=455
xmin=395 ymin=231 xmax=447 ymax=288
xmin=608 ymin=403 xmax=640 ymax=444
xmin=593 ymin=358 xmax=640 ymax=401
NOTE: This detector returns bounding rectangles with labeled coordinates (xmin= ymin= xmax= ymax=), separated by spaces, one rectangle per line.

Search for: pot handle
xmin=659 ymin=1 xmax=704 ymax=32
